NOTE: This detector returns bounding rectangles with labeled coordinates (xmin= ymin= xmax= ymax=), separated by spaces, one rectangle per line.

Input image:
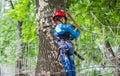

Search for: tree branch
xmin=90 ymin=11 xmax=105 ymax=26
xmin=90 ymin=11 xmax=115 ymax=57
xmin=9 ymin=0 xmax=14 ymax=9
xmin=105 ymin=40 xmax=115 ymax=57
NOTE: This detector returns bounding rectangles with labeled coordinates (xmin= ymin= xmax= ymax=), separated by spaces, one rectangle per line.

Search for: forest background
xmin=0 ymin=0 xmax=120 ymax=76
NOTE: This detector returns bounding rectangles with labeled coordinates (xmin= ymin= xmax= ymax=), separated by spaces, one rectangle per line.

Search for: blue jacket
xmin=54 ymin=24 xmax=80 ymax=40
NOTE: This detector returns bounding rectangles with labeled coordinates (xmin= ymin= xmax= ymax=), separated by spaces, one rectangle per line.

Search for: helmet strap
xmin=55 ymin=16 xmax=67 ymax=24
xmin=57 ymin=18 xmax=64 ymax=24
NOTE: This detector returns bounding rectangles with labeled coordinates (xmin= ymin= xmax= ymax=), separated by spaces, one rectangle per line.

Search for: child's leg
xmin=69 ymin=55 xmax=76 ymax=76
xmin=60 ymin=55 xmax=72 ymax=76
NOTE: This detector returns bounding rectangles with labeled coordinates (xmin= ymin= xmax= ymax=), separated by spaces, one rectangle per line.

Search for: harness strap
xmin=56 ymin=47 xmax=61 ymax=60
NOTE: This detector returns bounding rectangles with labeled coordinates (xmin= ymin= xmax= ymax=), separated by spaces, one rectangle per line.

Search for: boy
xmin=52 ymin=10 xmax=80 ymax=76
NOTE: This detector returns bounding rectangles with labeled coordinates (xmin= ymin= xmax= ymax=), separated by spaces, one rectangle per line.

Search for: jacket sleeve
xmin=67 ymin=25 xmax=80 ymax=39
xmin=54 ymin=24 xmax=80 ymax=39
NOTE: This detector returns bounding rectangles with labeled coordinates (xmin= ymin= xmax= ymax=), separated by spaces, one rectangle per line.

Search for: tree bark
xmin=115 ymin=45 xmax=120 ymax=76
xmin=1 ymin=0 xmax=5 ymax=16
xmin=105 ymin=41 xmax=120 ymax=76
xmin=16 ymin=21 xmax=23 ymax=74
xmin=35 ymin=0 xmax=67 ymax=76
xmin=0 ymin=67 xmax=1 ymax=76
xmin=9 ymin=0 xmax=24 ymax=75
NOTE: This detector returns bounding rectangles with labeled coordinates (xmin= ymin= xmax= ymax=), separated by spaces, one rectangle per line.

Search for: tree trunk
xmin=35 ymin=0 xmax=67 ymax=76
xmin=115 ymin=45 xmax=120 ymax=76
xmin=9 ymin=1 xmax=24 ymax=75
xmin=0 ymin=67 xmax=1 ymax=76
xmin=105 ymin=41 xmax=120 ymax=76
xmin=1 ymin=0 xmax=5 ymax=16
xmin=16 ymin=21 xmax=24 ymax=74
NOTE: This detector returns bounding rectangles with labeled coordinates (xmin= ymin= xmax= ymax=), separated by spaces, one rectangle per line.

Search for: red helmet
xmin=52 ymin=10 xmax=67 ymax=22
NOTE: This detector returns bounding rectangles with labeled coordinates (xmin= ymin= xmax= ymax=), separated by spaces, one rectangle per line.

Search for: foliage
xmin=67 ymin=0 xmax=120 ymax=75
xmin=0 ymin=0 xmax=38 ymax=64
xmin=0 ymin=13 xmax=18 ymax=63
xmin=0 ymin=0 xmax=120 ymax=75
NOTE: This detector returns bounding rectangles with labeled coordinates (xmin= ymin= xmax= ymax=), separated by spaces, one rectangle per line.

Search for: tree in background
xmin=0 ymin=0 xmax=37 ymax=76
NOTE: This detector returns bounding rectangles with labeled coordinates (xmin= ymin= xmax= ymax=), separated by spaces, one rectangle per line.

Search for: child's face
xmin=60 ymin=17 xmax=66 ymax=24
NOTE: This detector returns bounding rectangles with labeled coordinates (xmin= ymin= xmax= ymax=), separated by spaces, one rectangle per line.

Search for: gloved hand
xmin=70 ymin=24 xmax=76 ymax=30
xmin=76 ymin=28 xmax=80 ymax=32
xmin=70 ymin=24 xmax=80 ymax=32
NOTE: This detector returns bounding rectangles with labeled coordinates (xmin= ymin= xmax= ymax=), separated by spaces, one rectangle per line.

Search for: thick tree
xmin=35 ymin=0 xmax=67 ymax=76
xmin=9 ymin=0 xmax=24 ymax=75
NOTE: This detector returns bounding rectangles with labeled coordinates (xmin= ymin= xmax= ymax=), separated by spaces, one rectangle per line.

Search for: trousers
xmin=58 ymin=40 xmax=76 ymax=76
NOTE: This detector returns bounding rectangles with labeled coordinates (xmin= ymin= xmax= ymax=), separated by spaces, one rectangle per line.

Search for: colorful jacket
xmin=54 ymin=24 xmax=80 ymax=41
